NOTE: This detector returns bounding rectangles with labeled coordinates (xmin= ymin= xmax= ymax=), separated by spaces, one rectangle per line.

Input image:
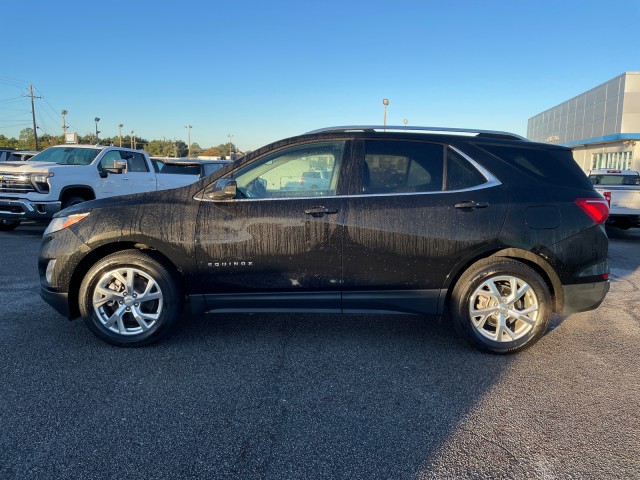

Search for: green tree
xmin=19 ymin=128 xmax=36 ymax=149
xmin=189 ymin=142 xmax=202 ymax=158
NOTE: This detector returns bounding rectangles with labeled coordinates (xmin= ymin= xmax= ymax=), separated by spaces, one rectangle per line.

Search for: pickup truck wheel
xmin=450 ymin=258 xmax=551 ymax=354
xmin=62 ymin=196 xmax=87 ymax=209
xmin=79 ymin=250 xmax=183 ymax=347
xmin=0 ymin=219 xmax=21 ymax=231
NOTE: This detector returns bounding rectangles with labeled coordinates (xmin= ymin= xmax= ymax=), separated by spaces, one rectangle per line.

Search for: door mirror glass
xmin=205 ymin=178 xmax=237 ymax=200
xmin=113 ymin=159 xmax=128 ymax=173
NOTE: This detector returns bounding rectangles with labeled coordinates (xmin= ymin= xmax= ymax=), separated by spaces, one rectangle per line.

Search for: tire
xmin=79 ymin=249 xmax=184 ymax=347
xmin=62 ymin=196 xmax=88 ymax=209
xmin=450 ymin=258 xmax=551 ymax=354
xmin=0 ymin=219 xmax=21 ymax=231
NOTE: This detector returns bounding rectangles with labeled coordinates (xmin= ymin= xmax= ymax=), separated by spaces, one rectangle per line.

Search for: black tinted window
xmin=445 ymin=148 xmax=487 ymax=190
xmin=479 ymin=144 xmax=592 ymax=189
xmin=364 ymin=140 xmax=444 ymax=194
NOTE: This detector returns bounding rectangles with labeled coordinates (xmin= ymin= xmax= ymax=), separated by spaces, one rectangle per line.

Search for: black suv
xmin=39 ymin=126 xmax=610 ymax=353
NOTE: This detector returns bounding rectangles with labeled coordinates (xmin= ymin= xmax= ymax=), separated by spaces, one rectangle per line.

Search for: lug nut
xmin=126 ymin=307 xmax=131 ymax=311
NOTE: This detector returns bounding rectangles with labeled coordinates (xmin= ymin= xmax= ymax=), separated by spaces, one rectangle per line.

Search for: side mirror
xmin=205 ymin=178 xmax=237 ymax=200
xmin=113 ymin=159 xmax=128 ymax=173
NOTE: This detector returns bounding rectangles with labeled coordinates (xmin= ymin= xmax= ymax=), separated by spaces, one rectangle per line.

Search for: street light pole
xmin=118 ymin=124 xmax=123 ymax=147
xmin=61 ymin=110 xmax=68 ymax=137
xmin=94 ymin=117 xmax=100 ymax=144
xmin=185 ymin=125 xmax=192 ymax=157
xmin=227 ymin=133 xmax=234 ymax=160
xmin=131 ymin=130 xmax=135 ymax=149
xmin=382 ymin=98 xmax=389 ymax=129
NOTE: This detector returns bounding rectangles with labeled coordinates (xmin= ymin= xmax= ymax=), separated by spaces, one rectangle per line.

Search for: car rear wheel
xmin=0 ymin=219 xmax=21 ymax=231
xmin=450 ymin=258 xmax=551 ymax=354
xmin=79 ymin=250 xmax=183 ymax=347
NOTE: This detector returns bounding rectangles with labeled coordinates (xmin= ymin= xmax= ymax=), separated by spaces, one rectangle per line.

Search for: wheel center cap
xmin=124 ymin=297 xmax=135 ymax=307
xmin=498 ymin=304 xmax=508 ymax=313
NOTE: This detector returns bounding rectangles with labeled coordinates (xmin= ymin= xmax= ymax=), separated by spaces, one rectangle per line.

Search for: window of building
xmin=590 ymin=151 xmax=632 ymax=170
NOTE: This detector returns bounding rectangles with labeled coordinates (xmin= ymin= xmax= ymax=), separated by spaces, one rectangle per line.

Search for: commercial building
xmin=527 ymin=72 xmax=640 ymax=172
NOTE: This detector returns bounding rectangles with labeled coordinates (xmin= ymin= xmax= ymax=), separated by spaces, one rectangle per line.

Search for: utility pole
xmin=118 ymin=124 xmax=123 ymax=147
xmin=61 ymin=110 xmax=68 ymax=137
xmin=227 ymin=133 xmax=234 ymax=160
xmin=23 ymin=84 xmax=41 ymax=150
xmin=185 ymin=125 xmax=192 ymax=157
xmin=131 ymin=130 xmax=136 ymax=149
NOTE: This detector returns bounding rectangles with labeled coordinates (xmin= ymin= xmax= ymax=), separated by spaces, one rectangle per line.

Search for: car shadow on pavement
xmin=158 ymin=312 xmax=521 ymax=478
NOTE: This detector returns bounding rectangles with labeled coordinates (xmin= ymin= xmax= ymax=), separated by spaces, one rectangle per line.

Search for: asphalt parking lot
xmin=1 ymin=225 xmax=638 ymax=479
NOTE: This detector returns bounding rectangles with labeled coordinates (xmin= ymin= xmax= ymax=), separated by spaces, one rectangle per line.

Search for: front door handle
xmin=304 ymin=206 xmax=338 ymax=217
xmin=454 ymin=200 xmax=489 ymax=209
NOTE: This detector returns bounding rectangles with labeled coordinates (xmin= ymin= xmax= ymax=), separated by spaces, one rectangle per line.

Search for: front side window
xmin=127 ymin=152 xmax=149 ymax=172
xmin=234 ymin=141 xmax=344 ymax=199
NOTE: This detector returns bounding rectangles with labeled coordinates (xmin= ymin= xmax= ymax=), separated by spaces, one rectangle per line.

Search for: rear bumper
xmin=0 ymin=198 xmax=61 ymax=221
xmin=562 ymin=281 xmax=610 ymax=314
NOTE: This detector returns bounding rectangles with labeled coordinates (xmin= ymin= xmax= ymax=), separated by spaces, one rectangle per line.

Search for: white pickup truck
xmin=0 ymin=145 xmax=203 ymax=231
xmin=588 ymin=169 xmax=640 ymax=230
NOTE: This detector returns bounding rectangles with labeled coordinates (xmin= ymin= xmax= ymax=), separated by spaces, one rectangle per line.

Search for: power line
xmin=0 ymin=75 xmax=29 ymax=87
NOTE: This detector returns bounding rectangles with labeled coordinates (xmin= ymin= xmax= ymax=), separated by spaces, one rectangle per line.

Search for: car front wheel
xmin=450 ymin=258 xmax=551 ymax=354
xmin=79 ymin=250 xmax=183 ymax=347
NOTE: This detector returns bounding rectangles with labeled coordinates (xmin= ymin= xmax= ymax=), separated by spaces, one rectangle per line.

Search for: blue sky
xmin=2 ymin=0 xmax=639 ymax=151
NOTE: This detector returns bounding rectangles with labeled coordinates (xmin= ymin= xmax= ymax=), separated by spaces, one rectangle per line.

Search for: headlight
xmin=44 ymin=212 xmax=90 ymax=236
xmin=32 ymin=172 xmax=54 ymax=193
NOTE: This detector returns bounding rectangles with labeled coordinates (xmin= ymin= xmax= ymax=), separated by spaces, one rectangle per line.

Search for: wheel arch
xmin=67 ymin=241 xmax=186 ymax=319
xmin=60 ymin=185 xmax=96 ymax=203
xmin=443 ymin=247 xmax=564 ymax=314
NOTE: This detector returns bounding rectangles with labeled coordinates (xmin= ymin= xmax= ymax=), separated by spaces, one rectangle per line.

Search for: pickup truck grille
xmin=0 ymin=173 xmax=35 ymax=194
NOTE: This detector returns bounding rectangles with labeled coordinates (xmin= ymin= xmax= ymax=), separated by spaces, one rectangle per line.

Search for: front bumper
xmin=562 ymin=281 xmax=610 ymax=314
xmin=0 ymin=198 xmax=61 ymax=221
xmin=40 ymin=287 xmax=72 ymax=318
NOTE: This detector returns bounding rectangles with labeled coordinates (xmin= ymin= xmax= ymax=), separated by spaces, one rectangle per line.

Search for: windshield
xmin=28 ymin=147 xmax=101 ymax=166
xmin=589 ymin=174 xmax=640 ymax=186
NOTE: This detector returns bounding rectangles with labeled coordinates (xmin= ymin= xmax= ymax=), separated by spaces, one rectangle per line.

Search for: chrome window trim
xmin=195 ymin=145 xmax=501 ymax=203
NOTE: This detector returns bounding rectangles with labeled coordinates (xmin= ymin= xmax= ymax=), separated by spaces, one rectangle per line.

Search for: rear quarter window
xmin=478 ymin=144 xmax=593 ymax=190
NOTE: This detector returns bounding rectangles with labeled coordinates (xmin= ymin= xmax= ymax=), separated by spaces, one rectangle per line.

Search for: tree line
xmin=0 ymin=128 xmax=239 ymax=158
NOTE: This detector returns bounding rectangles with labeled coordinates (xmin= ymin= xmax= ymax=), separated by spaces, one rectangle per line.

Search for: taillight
xmin=575 ymin=198 xmax=609 ymax=224
xmin=602 ymin=191 xmax=611 ymax=206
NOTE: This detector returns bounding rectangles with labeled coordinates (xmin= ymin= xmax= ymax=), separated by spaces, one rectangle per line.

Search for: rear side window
xmin=479 ymin=145 xmax=593 ymax=189
xmin=363 ymin=140 xmax=487 ymax=194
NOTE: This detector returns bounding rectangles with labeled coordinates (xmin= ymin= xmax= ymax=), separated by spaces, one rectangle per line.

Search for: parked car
xmin=151 ymin=157 xmax=232 ymax=177
xmin=7 ymin=150 xmax=39 ymax=162
xmin=0 ymin=148 xmax=17 ymax=162
xmin=0 ymin=145 xmax=216 ymax=231
xmin=39 ymin=126 xmax=610 ymax=353
xmin=588 ymin=169 xmax=640 ymax=229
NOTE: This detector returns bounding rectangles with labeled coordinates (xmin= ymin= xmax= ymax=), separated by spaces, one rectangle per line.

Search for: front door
xmin=194 ymin=140 xmax=349 ymax=312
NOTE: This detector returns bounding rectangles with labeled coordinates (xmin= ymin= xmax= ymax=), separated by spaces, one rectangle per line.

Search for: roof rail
xmin=305 ymin=125 xmax=528 ymax=141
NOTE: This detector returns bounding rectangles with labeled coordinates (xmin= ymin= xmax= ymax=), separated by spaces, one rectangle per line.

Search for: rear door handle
xmin=304 ymin=206 xmax=338 ymax=217
xmin=454 ymin=200 xmax=489 ymax=209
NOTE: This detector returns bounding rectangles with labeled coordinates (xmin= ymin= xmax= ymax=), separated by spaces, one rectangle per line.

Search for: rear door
xmin=341 ymin=139 xmax=508 ymax=314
